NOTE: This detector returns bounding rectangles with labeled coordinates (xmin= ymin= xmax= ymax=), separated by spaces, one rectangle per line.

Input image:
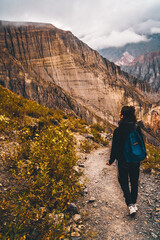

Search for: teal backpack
xmin=124 ymin=129 xmax=147 ymax=163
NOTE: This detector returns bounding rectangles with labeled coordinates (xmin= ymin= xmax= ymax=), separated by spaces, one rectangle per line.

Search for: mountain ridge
xmin=121 ymin=50 xmax=160 ymax=91
xmin=98 ymin=33 xmax=160 ymax=62
xmin=0 ymin=20 xmax=159 ymax=134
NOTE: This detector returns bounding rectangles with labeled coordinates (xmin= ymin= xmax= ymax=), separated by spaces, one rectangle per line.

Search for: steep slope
xmin=122 ymin=51 xmax=160 ymax=91
xmin=0 ymin=50 xmax=103 ymax=124
xmin=0 ymin=84 xmax=92 ymax=239
xmin=0 ymin=83 xmax=159 ymax=240
xmin=0 ymin=21 xmax=159 ymax=130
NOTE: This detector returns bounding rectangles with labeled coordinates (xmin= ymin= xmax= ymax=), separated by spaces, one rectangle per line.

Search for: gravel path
xmin=78 ymin=147 xmax=160 ymax=240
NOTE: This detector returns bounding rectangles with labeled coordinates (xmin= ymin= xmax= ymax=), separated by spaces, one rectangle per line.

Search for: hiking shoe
xmin=133 ymin=204 xmax=138 ymax=212
xmin=128 ymin=204 xmax=136 ymax=216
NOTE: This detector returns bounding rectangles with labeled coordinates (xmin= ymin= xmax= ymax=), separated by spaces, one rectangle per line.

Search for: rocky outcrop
xmin=143 ymin=102 xmax=160 ymax=140
xmin=0 ymin=21 xmax=159 ymax=130
xmin=122 ymin=51 xmax=160 ymax=92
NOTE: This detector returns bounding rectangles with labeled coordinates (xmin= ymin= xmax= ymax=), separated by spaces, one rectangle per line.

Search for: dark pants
xmin=118 ymin=162 xmax=140 ymax=206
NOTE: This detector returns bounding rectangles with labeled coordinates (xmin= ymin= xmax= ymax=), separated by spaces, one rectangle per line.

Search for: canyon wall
xmin=0 ymin=21 xmax=159 ymax=133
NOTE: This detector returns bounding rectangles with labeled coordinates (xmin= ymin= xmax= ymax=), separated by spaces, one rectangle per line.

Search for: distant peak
xmin=115 ymin=51 xmax=135 ymax=66
xmin=123 ymin=51 xmax=131 ymax=56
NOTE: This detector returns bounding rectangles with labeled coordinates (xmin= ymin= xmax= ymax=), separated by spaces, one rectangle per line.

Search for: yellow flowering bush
xmin=0 ymin=85 xmax=84 ymax=239
xmin=1 ymin=123 xmax=82 ymax=239
xmin=142 ymin=143 xmax=160 ymax=173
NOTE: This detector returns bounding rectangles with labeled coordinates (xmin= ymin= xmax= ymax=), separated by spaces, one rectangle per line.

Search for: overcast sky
xmin=0 ymin=0 xmax=160 ymax=49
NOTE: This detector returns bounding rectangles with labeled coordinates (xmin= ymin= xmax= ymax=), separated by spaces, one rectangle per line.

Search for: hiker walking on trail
xmin=107 ymin=106 xmax=146 ymax=216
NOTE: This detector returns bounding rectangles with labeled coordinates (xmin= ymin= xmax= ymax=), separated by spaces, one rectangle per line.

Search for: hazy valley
xmin=99 ymin=34 xmax=160 ymax=92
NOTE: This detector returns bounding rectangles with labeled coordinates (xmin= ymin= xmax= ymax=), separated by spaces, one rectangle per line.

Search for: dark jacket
xmin=109 ymin=122 xmax=144 ymax=165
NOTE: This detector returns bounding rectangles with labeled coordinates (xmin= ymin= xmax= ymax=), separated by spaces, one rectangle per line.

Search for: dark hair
xmin=119 ymin=106 xmax=137 ymax=124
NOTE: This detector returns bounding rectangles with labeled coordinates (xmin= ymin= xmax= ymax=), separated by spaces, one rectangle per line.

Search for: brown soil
xmin=78 ymin=147 xmax=160 ymax=240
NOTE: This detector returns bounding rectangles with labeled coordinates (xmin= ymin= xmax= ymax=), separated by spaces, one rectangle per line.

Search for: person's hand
xmin=106 ymin=161 xmax=111 ymax=166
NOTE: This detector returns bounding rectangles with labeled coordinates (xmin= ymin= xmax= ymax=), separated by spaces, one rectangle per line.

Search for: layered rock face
xmin=122 ymin=51 xmax=160 ymax=92
xmin=0 ymin=21 xmax=159 ymax=130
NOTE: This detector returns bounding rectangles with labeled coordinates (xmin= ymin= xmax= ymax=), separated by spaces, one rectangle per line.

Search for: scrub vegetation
xmin=0 ymin=85 xmax=159 ymax=239
xmin=142 ymin=143 xmax=160 ymax=174
xmin=0 ymin=85 xmax=109 ymax=239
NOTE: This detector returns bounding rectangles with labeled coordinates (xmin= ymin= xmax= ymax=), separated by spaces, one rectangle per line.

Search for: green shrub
xmin=0 ymin=86 xmax=24 ymax=119
xmin=1 ymin=123 xmax=82 ymax=239
xmin=91 ymin=128 xmax=101 ymax=142
xmin=80 ymin=139 xmax=98 ymax=153
xmin=99 ymin=137 xmax=109 ymax=146
xmin=91 ymin=128 xmax=109 ymax=146
xmin=0 ymin=114 xmax=10 ymax=132
xmin=0 ymin=85 xmax=110 ymax=239
xmin=142 ymin=143 xmax=160 ymax=173
xmin=91 ymin=123 xmax=105 ymax=132
xmin=67 ymin=117 xmax=88 ymax=134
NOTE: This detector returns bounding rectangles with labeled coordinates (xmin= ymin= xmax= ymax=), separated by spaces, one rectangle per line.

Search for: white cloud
xmin=82 ymin=29 xmax=148 ymax=49
xmin=0 ymin=0 xmax=160 ymax=48
xmin=151 ymin=27 xmax=160 ymax=33
xmin=133 ymin=19 xmax=160 ymax=34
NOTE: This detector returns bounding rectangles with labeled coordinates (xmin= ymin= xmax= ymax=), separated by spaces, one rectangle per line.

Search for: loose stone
xmin=79 ymin=164 xmax=85 ymax=168
xmin=88 ymin=197 xmax=96 ymax=203
xmin=73 ymin=214 xmax=81 ymax=223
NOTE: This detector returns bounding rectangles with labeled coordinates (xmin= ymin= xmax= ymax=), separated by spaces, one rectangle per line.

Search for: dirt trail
xmin=79 ymin=147 xmax=160 ymax=240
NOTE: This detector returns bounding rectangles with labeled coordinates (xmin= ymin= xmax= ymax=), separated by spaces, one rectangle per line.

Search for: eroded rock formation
xmin=122 ymin=51 xmax=160 ymax=92
xmin=0 ymin=21 xmax=159 ymax=133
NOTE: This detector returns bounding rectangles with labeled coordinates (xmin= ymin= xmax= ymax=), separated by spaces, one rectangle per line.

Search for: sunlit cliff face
xmin=0 ymin=21 xmax=159 ymax=132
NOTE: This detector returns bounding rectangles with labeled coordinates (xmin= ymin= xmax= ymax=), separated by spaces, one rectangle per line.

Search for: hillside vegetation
xmin=0 ymin=85 xmax=110 ymax=239
xmin=0 ymin=85 xmax=159 ymax=239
